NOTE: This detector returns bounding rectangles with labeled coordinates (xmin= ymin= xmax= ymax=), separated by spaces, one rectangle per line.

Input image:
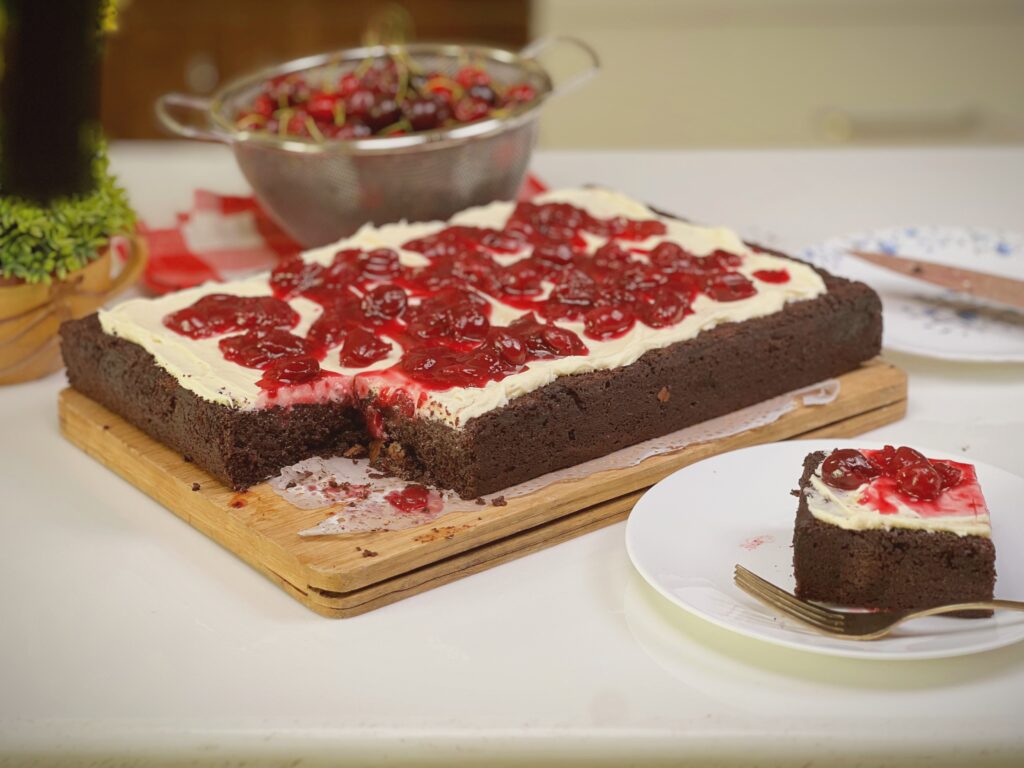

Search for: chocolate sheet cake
xmin=61 ymin=188 xmax=882 ymax=498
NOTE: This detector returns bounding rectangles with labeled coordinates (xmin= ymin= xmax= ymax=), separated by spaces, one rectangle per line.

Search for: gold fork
xmin=733 ymin=565 xmax=1024 ymax=641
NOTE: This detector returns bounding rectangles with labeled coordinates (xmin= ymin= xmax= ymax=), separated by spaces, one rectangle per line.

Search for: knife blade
xmin=848 ymin=250 xmax=1024 ymax=311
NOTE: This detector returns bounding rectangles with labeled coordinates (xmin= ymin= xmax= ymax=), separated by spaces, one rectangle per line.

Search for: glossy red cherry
xmin=491 ymin=331 xmax=527 ymax=366
xmin=455 ymin=65 xmax=490 ymax=88
xmin=505 ymin=83 xmax=536 ymax=104
xmin=403 ymin=97 xmax=447 ymax=131
xmin=453 ymin=97 xmax=490 ymax=123
xmin=933 ymin=461 xmax=964 ymax=490
xmin=338 ymin=72 xmax=361 ymax=97
xmin=339 ymin=327 xmax=392 ymax=368
xmin=335 ymin=122 xmax=372 ymax=140
xmin=306 ymin=92 xmax=338 ymax=122
xmin=361 ymin=284 xmax=407 ymax=322
xmin=257 ymin=356 xmax=321 ymax=390
xmin=821 ymin=448 xmax=881 ymax=491
xmin=704 ymin=272 xmax=757 ymax=302
xmin=499 ymin=261 xmax=544 ymax=295
xmin=753 ymin=269 xmax=790 ymax=284
xmin=253 ymin=93 xmax=275 ymax=118
xmin=583 ymin=305 xmax=636 ymax=340
xmin=538 ymin=325 xmax=586 ymax=357
xmin=360 ymin=248 xmax=402 ymax=281
xmin=365 ymin=98 xmax=401 ymax=131
xmin=219 ymin=328 xmax=322 ymax=369
xmin=467 ymin=83 xmax=497 ymax=105
xmin=163 ymin=294 xmax=298 ymax=339
xmin=649 ymin=242 xmax=696 ymax=272
xmin=641 ymin=287 xmax=691 ymax=328
xmin=270 ymin=257 xmax=325 ymax=299
xmin=896 ymin=462 xmax=943 ymax=501
xmin=346 ymin=89 xmax=376 ymax=117
xmin=893 ymin=446 xmax=928 ymax=470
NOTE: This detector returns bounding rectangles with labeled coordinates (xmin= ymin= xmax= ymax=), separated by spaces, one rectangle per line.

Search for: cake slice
xmin=793 ymin=447 xmax=996 ymax=615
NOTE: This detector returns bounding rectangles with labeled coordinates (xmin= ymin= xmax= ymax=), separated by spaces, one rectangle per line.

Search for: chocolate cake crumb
xmin=368 ymin=472 xmax=387 ymax=480
xmin=475 ymin=497 xmax=486 ymax=505
xmin=191 ymin=482 xmax=200 ymax=492
xmin=361 ymin=549 xmax=378 ymax=558
xmin=368 ymin=440 xmax=383 ymax=463
xmin=491 ymin=496 xmax=507 ymax=507
xmin=343 ymin=444 xmax=366 ymax=458
xmin=182 ymin=455 xmax=193 ymax=463
xmin=657 ymin=386 xmax=671 ymax=403
xmin=285 ymin=481 xmax=296 ymax=489
xmin=102 ymin=424 xmax=110 ymax=431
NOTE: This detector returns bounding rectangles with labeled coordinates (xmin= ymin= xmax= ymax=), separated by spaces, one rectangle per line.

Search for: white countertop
xmin=2 ymin=144 xmax=1023 ymax=767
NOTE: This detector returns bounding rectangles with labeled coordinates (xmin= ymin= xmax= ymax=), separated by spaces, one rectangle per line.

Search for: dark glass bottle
xmin=0 ymin=0 xmax=102 ymax=202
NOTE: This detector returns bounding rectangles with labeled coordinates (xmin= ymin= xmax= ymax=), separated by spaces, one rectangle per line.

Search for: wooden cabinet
xmin=101 ymin=0 xmax=529 ymax=138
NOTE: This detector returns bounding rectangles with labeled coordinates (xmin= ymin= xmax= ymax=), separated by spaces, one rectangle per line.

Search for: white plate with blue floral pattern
xmin=802 ymin=226 xmax=1024 ymax=362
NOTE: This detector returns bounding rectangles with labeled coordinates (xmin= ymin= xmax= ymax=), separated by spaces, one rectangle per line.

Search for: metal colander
xmin=157 ymin=38 xmax=599 ymax=247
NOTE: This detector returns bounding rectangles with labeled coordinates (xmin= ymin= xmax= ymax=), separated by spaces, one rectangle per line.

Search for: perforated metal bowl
xmin=157 ymin=38 xmax=598 ymax=247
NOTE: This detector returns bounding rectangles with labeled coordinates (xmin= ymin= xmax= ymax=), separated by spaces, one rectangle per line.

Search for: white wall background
xmin=531 ymin=0 xmax=1024 ymax=147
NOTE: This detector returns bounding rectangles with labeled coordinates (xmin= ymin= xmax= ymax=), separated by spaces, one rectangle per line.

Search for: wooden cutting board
xmin=58 ymin=358 xmax=907 ymax=617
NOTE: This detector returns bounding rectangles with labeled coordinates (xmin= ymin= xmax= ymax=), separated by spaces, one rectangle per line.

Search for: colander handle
xmin=155 ymin=93 xmax=233 ymax=143
xmin=520 ymin=36 xmax=601 ymax=100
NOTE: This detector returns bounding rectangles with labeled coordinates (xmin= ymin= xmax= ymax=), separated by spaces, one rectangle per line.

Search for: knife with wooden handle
xmin=849 ymin=250 xmax=1024 ymax=311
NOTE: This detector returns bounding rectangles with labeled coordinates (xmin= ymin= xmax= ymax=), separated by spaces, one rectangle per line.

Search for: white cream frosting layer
xmin=805 ymin=458 xmax=991 ymax=538
xmin=100 ymin=187 xmax=826 ymax=426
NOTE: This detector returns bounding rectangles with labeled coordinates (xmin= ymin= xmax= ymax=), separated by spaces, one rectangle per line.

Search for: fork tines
xmin=733 ymin=564 xmax=845 ymax=631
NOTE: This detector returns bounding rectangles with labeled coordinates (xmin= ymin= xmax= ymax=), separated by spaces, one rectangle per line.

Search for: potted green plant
xmin=0 ymin=0 xmax=141 ymax=384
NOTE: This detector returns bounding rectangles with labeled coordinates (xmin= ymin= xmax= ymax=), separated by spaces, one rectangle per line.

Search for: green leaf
xmin=0 ymin=144 xmax=135 ymax=284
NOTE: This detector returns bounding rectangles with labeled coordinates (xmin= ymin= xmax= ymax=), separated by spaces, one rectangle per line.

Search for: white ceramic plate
xmin=625 ymin=440 xmax=1024 ymax=660
xmin=801 ymin=226 xmax=1024 ymax=362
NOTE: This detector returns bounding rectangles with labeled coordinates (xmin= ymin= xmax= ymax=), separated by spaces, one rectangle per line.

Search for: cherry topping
xmin=270 ymin=258 xmax=325 ymax=299
xmin=821 ymin=448 xmax=881 ymax=491
xmin=753 ymin=269 xmax=790 ymax=284
xmin=257 ymin=356 xmax=321 ymax=391
xmin=836 ymin=446 xmax=969 ymax=503
xmin=219 ymin=329 xmax=322 ymax=369
xmin=934 ymin=461 xmax=963 ymax=490
xmin=163 ymin=294 xmax=298 ymax=339
xmin=584 ymin=305 xmax=636 ymax=340
xmin=385 ymin=484 xmax=432 ymax=514
xmin=361 ymin=284 xmax=408 ymax=322
xmin=703 ymin=272 xmax=756 ymax=302
xmin=339 ymin=327 xmax=392 ymax=368
xmin=641 ymin=287 xmax=692 ymax=328
xmin=896 ymin=462 xmax=943 ymax=501
xmin=360 ymin=248 xmax=402 ymax=281
xmin=649 ymin=241 xmax=697 ymax=272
